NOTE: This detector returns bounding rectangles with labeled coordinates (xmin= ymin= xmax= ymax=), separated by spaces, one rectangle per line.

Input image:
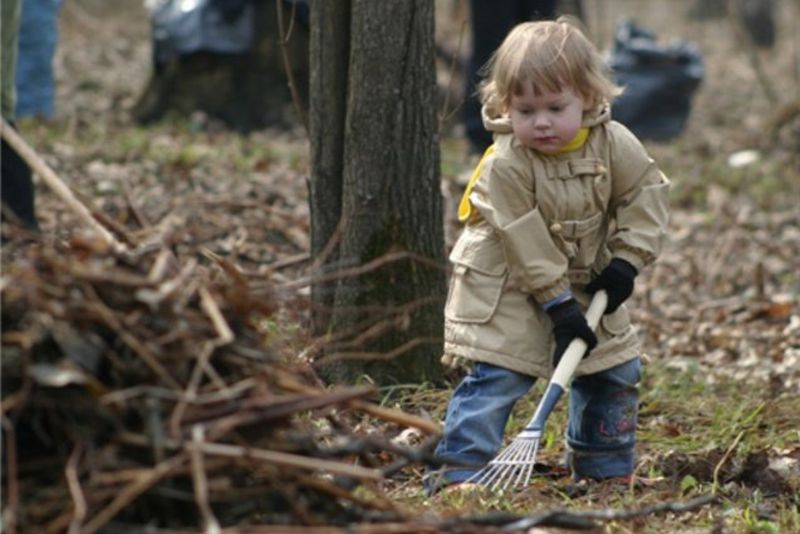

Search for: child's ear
xmin=582 ymin=95 xmax=595 ymax=111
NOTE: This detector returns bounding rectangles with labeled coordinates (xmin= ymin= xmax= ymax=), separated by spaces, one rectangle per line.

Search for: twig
xmin=195 ymin=441 xmax=383 ymax=481
xmin=198 ymin=285 xmax=235 ymax=345
xmin=274 ymin=370 xmax=441 ymax=435
xmin=330 ymin=313 xmax=410 ymax=352
xmin=712 ymin=401 xmax=766 ymax=494
xmin=1 ymin=416 xmax=19 ymax=534
xmin=135 ymin=257 xmax=198 ymax=308
xmin=356 ymin=403 xmax=441 ymax=436
xmin=65 ymin=441 xmax=87 ymax=534
xmin=300 ymin=296 xmax=437 ymax=360
xmin=73 ymin=187 xmax=138 ymax=246
xmin=83 ymin=285 xmax=181 ymax=389
xmin=188 ymin=426 xmax=221 ymax=534
xmin=46 ymin=251 xmax=152 ymax=287
xmin=501 ymin=494 xmax=717 ymax=531
xmin=713 ymin=430 xmax=745 ymax=494
xmin=283 ymin=250 xmax=446 ymax=290
xmin=276 ymin=0 xmax=309 ymax=134
xmin=188 ymin=385 xmax=375 ymax=428
xmin=101 ymin=378 xmax=257 ymax=407
xmin=81 ymin=452 xmax=188 ymax=534
xmin=309 ymin=213 xmax=348 ymax=273
xmin=120 ymin=176 xmax=150 ymax=229
xmin=146 ymin=248 xmax=179 ymax=283
xmin=438 ymin=18 xmax=467 ymax=126
xmin=221 ymin=525 xmax=440 ymax=534
xmin=169 ymin=343 xmax=216 ymax=439
xmin=0 ymin=118 xmax=127 ymax=253
xmin=313 ymin=336 xmax=441 ymax=367
xmin=169 ymin=286 xmax=234 ymax=438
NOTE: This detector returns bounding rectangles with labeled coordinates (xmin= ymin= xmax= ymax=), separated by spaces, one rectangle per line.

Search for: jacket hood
xmin=481 ymin=101 xmax=612 ymax=135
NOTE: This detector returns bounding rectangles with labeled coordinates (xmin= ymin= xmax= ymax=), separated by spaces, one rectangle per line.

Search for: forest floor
xmin=3 ymin=0 xmax=800 ymax=533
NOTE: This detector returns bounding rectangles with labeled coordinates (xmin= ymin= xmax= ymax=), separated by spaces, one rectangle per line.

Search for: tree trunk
xmin=309 ymin=0 xmax=446 ymax=385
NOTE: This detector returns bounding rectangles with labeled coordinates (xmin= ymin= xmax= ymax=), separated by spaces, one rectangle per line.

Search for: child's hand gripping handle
xmin=520 ymin=290 xmax=608 ymax=438
xmin=550 ymin=290 xmax=608 ymax=388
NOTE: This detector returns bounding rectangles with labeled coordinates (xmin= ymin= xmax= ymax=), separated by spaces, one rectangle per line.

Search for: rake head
xmin=465 ymin=430 xmax=542 ymax=491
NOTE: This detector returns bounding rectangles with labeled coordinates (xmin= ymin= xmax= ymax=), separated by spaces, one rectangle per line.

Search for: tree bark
xmin=309 ymin=0 xmax=349 ymax=325
xmin=309 ymin=0 xmax=446 ymax=385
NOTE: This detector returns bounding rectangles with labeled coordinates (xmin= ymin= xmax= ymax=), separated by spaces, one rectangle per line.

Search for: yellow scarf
xmin=458 ymin=127 xmax=590 ymax=222
xmin=555 ymin=127 xmax=589 ymax=154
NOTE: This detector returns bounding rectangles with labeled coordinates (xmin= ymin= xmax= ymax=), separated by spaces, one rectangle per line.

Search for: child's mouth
xmin=535 ymin=136 xmax=559 ymax=144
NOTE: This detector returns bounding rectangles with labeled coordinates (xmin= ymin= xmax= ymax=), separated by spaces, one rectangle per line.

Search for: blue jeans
xmin=426 ymin=358 xmax=641 ymax=493
xmin=16 ymin=0 xmax=62 ymax=119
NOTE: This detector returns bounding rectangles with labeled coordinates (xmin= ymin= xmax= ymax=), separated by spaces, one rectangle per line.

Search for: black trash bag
xmin=608 ymin=19 xmax=705 ymax=141
xmin=149 ymin=0 xmax=256 ymax=66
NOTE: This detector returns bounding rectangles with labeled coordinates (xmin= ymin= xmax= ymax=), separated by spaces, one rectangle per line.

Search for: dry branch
xmin=0 ymin=118 xmax=126 ymax=253
xmin=195 ymin=442 xmax=383 ymax=481
xmin=275 ymin=0 xmax=309 ymax=133
xmin=1 ymin=237 xmax=445 ymax=531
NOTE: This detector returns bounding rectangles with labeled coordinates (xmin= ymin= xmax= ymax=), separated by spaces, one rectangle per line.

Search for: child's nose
xmin=533 ymin=115 xmax=550 ymax=128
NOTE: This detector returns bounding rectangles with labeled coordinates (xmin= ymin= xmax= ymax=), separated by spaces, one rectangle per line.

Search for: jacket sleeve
xmin=469 ymin=146 xmax=571 ymax=303
xmin=606 ymin=123 xmax=671 ymax=272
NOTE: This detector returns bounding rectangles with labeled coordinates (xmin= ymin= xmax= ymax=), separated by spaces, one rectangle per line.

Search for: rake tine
xmin=521 ymin=439 xmax=540 ymax=486
xmin=496 ymin=439 xmax=529 ymax=490
xmin=509 ymin=438 xmax=538 ymax=489
xmin=467 ymin=435 xmax=541 ymax=490
xmin=524 ymin=439 xmax=540 ymax=482
xmin=478 ymin=458 xmax=506 ymax=488
xmin=489 ymin=463 xmax=511 ymax=491
xmin=470 ymin=446 xmax=513 ymax=488
xmin=505 ymin=442 xmax=527 ymax=488
xmin=511 ymin=440 xmax=536 ymax=487
xmin=493 ymin=453 xmax=516 ymax=490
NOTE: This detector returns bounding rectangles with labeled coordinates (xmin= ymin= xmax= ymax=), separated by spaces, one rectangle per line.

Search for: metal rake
xmin=466 ymin=290 xmax=608 ymax=491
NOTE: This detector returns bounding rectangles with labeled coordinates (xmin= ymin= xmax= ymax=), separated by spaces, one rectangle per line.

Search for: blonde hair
xmin=479 ymin=17 xmax=622 ymax=115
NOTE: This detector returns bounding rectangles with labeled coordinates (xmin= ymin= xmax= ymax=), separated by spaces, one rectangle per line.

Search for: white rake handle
xmin=550 ymin=290 xmax=608 ymax=388
xmin=519 ymin=290 xmax=608 ymax=437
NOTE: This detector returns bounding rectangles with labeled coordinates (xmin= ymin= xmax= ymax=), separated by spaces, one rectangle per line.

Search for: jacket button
xmin=550 ymin=223 xmax=563 ymax=234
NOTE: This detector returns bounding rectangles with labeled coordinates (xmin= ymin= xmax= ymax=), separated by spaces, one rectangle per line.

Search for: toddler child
xmin=428 ymin=17 xmax=670 ymax=492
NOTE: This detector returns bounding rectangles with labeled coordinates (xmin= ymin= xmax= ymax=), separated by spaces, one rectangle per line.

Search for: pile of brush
xmin=0 ymin=234 xmax=440 ymax=533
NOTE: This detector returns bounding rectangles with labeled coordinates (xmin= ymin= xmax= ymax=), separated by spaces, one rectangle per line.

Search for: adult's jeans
xmin=464 ymin=0 xmax=557 ymax=153
xmin=426 ymin=357 xmax=641 ymax=493
xmin=16 ymin=0 xmax=63 ymax=119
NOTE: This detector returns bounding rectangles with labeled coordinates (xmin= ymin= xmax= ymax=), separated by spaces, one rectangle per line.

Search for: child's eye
xmin=550 ymin=106 xmax=563 ymax=113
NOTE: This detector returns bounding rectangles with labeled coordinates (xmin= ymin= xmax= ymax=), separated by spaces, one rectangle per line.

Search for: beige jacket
xmin=443 ymin=104 xmax=670 ymax=378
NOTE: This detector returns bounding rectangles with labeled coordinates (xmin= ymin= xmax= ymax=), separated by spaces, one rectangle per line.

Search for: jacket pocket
xmin=445 ymin=229 xmax=508 ymax=324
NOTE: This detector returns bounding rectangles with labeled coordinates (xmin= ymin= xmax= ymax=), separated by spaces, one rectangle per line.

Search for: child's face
xmin=508 ymin=84 xmax=589 ymax=154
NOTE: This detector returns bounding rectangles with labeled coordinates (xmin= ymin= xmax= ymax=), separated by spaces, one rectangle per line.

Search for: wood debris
xmin=0 ymin=236 xmax=440 ymax=533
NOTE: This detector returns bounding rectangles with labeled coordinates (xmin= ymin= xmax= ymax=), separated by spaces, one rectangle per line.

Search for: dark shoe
xmin=1 ymin=127 xmax=40 ymax=232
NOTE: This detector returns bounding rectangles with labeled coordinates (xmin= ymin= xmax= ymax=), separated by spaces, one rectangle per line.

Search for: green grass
xmin=384 ymin=361 xmax=800 ymax=533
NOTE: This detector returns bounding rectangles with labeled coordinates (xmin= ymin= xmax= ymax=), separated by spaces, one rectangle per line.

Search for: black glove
xmin=546 ymin=299 xmax=598 ymax=367
xmin=585 ymin=258 xmax=638 ymax=314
